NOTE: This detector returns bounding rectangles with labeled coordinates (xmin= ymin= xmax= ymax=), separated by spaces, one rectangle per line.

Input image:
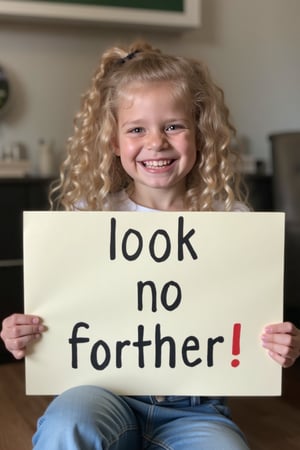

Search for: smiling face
xmin=114 ymin=81 xmax=197 ymax=209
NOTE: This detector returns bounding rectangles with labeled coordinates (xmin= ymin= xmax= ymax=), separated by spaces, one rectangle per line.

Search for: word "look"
xmin=109 ymin=216 xmax=199 ymax=262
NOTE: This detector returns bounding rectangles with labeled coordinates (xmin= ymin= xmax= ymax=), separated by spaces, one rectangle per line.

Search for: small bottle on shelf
xmin=37 ymin=139 xmax=54 ymax=176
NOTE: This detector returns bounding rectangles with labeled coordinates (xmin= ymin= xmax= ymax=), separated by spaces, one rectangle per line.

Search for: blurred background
xmin=0 ymin=0 xmax=299 ymax=173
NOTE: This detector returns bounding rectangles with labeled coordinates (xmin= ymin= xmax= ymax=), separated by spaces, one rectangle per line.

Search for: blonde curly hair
xmin=51 ymin=40 xmax=246 ymax=211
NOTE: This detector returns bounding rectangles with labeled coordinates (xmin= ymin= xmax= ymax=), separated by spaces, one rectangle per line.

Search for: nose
xmin=145 ymin=130 xmax=167 ymax=151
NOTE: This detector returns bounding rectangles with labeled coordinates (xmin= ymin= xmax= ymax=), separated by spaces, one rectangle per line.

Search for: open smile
xmin=141 ymin=159 xmax=174 ymax=169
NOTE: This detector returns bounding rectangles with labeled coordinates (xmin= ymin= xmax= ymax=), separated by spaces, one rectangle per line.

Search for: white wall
xmin=0 ymin=0 xmax=299 ymax=173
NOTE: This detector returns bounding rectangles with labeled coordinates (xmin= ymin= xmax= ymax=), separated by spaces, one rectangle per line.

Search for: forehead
xmin=117 ymin=81 xmax=190 ymax=113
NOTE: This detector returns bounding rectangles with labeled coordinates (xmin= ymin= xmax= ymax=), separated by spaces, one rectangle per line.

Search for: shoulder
xmin=75 ymin=190 xmax=137 ymax=211
xmin=104 ymin=190 xmax=136 ymax=211
xmin=213 ymin=201 xmax=250 ymax=212
xmin=230 ymin=202 xmax=250 ymax=212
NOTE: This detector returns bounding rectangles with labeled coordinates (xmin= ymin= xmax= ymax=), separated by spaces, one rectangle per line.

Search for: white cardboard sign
xmin=24 ymin=211 xmax=284 ymax=396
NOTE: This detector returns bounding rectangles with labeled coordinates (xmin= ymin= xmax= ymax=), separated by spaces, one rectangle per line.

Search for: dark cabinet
xmin=244 ymin=174 xmax=273 ymax=211
xmin=0 ymin=177 xmax=52 ymax=363
xmin=245 ymin=174 xmax=300 ymax=326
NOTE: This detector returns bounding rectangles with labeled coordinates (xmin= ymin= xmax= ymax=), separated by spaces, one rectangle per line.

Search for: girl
xmin=1 ymin=41 xmax=300 ymax=450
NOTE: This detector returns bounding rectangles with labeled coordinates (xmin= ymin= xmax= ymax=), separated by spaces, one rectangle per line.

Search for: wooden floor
xmin=0 ymin=362 xmax=52 ymax=450
xmin=228 ymin=359 xmax=300 ymax=450
xmin=0 ymin=360 xmax=299 ymax=450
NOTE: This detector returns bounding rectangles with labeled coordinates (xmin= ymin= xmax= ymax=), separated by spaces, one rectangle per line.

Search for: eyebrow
xmin=120 ymin=117 xmax=190 ymax=129
xmin=120 ymin=119 xmax=144 ymax=128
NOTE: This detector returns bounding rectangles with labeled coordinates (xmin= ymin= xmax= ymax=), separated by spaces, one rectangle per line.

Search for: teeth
xmin=143 ymin=160 xmax=171 ymax=168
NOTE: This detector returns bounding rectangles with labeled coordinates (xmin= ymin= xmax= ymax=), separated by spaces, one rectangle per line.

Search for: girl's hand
xmin=261 ymin=322 xmax=300 ymax=368
xmin=0 ymin=314 xmax=46 ymax=360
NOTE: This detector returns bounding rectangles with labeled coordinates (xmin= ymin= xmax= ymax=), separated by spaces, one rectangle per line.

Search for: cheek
xmin=120 ymin=140 xmax=139 ymax=158
xmin=184 ymin=142 xmax=198 ymax=171
xmin=183 ymin=137 xmax=197 ymax=159
xmin=118 ymin=146 xmax=136 ymax=170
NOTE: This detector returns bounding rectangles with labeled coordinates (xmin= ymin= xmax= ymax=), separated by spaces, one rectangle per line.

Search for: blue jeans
xmin=32 ymin=386 xmax=250 ymax=449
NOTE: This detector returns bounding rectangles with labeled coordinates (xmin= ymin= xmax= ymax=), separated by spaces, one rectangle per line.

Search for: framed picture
xmin=0 ymin=0 xmax=201 ymax=30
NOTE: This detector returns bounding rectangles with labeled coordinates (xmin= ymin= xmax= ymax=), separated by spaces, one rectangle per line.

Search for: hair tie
xmin=119 ymin=50 xmax=140 ymax=64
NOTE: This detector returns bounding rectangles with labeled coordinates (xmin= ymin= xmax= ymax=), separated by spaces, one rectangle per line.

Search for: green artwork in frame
xmin=30 ymin=0 xmax=184 ymax=12
xmin=0 ymin=0 xmax=201 ymax=30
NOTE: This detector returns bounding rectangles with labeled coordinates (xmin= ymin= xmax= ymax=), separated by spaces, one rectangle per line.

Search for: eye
xmin=128 ymin=127 xmax=144 ymax=134
xmin=165 ymin=123 xmax=185 ymax=132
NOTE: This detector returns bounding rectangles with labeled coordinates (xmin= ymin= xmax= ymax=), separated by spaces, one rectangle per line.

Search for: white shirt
xmin=105 ymin=190 xmax=248 ymax=212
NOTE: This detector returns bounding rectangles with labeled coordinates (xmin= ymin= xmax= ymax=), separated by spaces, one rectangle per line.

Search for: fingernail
xmin=32 ymin=317 xmax=40 ymax=324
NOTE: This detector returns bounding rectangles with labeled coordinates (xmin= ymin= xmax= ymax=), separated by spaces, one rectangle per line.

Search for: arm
xmin=261 ymin=321 xmax=300 ymax=368
xmin=0 ymin=314 xmax=46 ymax=359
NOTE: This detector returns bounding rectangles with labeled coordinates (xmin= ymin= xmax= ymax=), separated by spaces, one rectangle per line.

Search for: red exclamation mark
xmin=231 ymin=323 xmax=241 ymax=367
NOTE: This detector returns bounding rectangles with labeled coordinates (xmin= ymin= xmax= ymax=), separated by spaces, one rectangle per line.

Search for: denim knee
xmin=145 ymin=418 xmax=250 ymax=450
xmin=33 ymin=386 xmax=140 ymax=450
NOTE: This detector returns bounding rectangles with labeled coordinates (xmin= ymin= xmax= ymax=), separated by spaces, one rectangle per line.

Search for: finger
xmin=3 ymin=314 xmax=43 ymax=328
xmin=261 ymin=332 xmax=293 ymax=348
xmin=11 ymin=349 xmax=26 ymax=360
xmin=268 ymin=350 xmax=295 ymax=368
xmin=5 ymin=332 xmax=42 ymax=353
xmin=264 ymin=322 xmax=297 ymax=335
xmin=262 ymin=340 xmax=287 ymax=355
xmin=3 ymin=323 xmax=46 ymax=340
xmin=265 ymin=343 xmax=300 ymax=360
xmin=262 ymin=330 xmax=300 ymax=356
